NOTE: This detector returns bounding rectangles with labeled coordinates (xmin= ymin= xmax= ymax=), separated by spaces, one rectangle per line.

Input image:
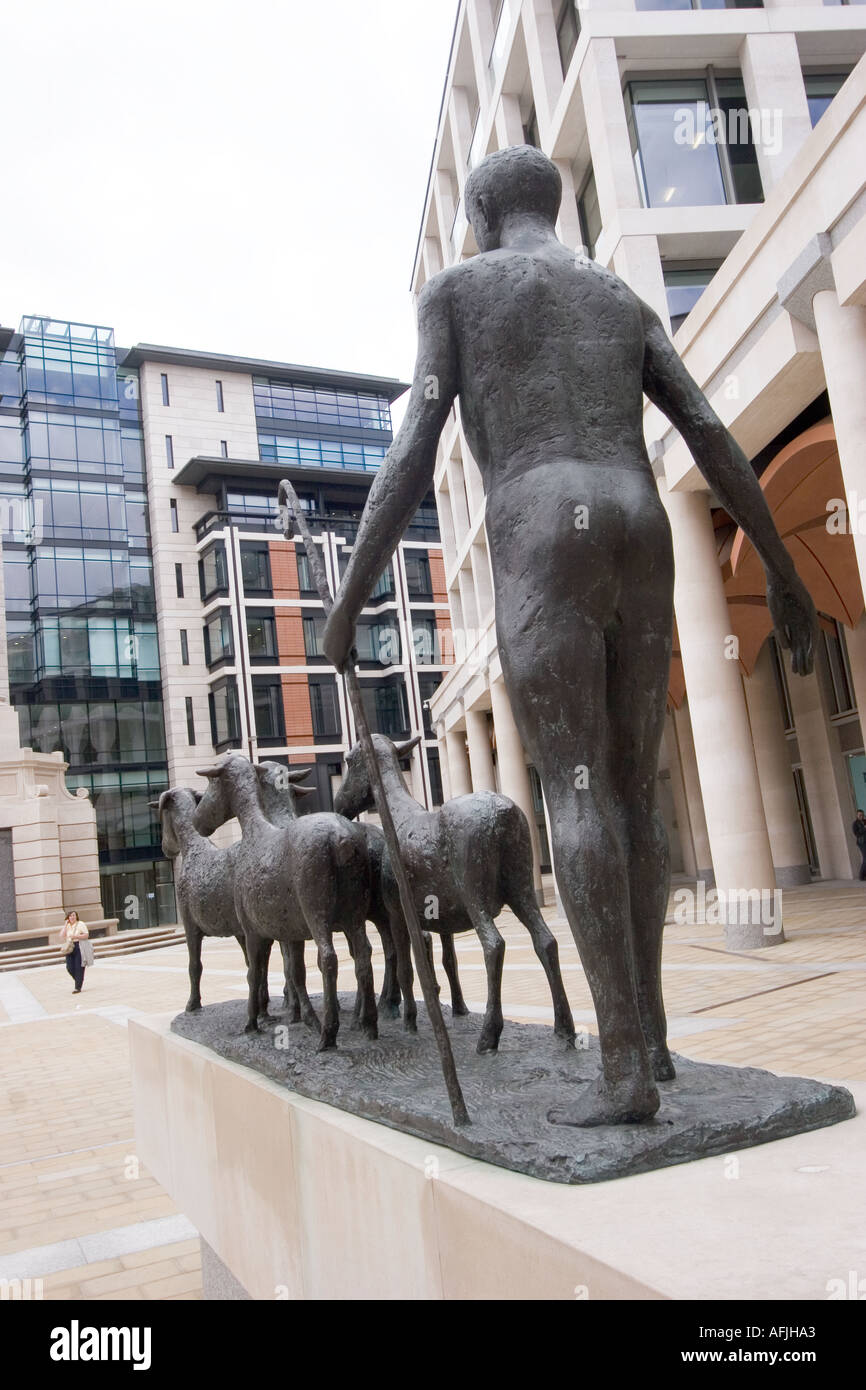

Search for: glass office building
xmin=0 ymin=317 xmax=174 ymax=927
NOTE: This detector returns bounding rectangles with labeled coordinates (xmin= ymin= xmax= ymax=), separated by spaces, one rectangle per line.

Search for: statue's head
xmin=465 ymin=145 xmax=562 ymax=252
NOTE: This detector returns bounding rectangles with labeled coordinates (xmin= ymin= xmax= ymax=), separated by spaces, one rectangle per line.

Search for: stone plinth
xmin=129 ymin=1014 xmax=866 ymax=1301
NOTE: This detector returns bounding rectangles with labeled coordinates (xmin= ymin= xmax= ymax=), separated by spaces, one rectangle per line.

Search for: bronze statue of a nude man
xmin=323 ymin=145 xmax=816 ymax=1127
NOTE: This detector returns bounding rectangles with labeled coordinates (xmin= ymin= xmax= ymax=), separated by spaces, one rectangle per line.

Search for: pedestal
xmin=129 ymin=1014 xmax=864 ymax=1301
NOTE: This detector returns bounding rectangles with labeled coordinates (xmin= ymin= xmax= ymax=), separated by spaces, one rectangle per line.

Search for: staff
xmin=277 ymin=478 xmax=469 ymax=1127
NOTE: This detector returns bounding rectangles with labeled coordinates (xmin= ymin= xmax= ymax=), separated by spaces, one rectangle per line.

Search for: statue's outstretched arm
xmin=323 ymin=278 xmax=459 ymax=670
xmin=641 ymin=301 xmax=816 ymax=676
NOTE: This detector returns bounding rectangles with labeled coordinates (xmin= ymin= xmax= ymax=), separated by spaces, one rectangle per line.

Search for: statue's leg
xmin=466 ymin=906 xmax=505 ymax=1054
xmin=606 ymin=541 xmax=675 ymax=1083
xmin=258 ymin=941 xmax=272 ymax=1018
xmin=287 ymin=937 xmax=319 ymax=1033
xmin=496 ymin=610 xmax=657 ymax=1123
xmin=388 ymin=909 xmax=417 ymax=1032
xmin=346 ymin=924 xmax=378 ymax=1041
xmin=185 ymin=925 xmax=204 ymax=1012
xmin=313 ymin=931 xmax=340 ymax=1051
xmin=375 ymin=918 xmax=401 ymax=1018
xmin=280 ymin=941 xmax=301 ymax=1023
xmin=441 ymin=933 xmax=469 ymax=1015
xmin=502 ymin=819 xmax=575 ymax=1043
xmin=243 ymin=932 xmax=270 ymax=1035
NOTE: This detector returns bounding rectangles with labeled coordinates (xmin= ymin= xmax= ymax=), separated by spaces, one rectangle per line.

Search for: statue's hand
xmin=323 ymin=604 xmax=356 ymax=673
xmin=766 ymin=564 xmax=817 ymax=677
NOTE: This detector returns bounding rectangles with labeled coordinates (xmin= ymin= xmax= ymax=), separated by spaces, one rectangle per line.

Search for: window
xmin=220 ymin=440 xmax=228 ymax=458
xmin=252 ymin=680 xmax=284 ymax=741
xmin=636 ymin=1 xmax=763 ymax=8
xmin=404 ymin=552 xmax=432 ymax=597
xmin=170 ymin=499 xmax=178 ymax=533
xmin=215 ymin=380 xmax=224 ymax=412
xmin=355 ymin=621 xmax=401 ymax=665
xmin=804 ymin=73 xmax=850 ymax=127
xmin=257 ymin=433 xmax=386 ymax=473
xmin=412 ymin=619 xmax=440 ymax=665
xmin=246 ymin=611 xmax=276 ymax=660
xmin=180 ymin=629 xmax=189 ymax=665
xmin=361 ymin=682 xmax=410 ymax=739
xmin=21 ymin=319 xmax=118 ymax=410
xmin=823 ymin=621 xmax=855 ymax=716
xmin=33 ymin=616 xmax=160 ymax=680
xmin=309 ymin=678 xmax=341 ymax=738
xmin=185 ymin=697 xmax=196 ymax=746
xmin=160 ymin=373 xmax=170 ymax=406
xmin=175 ymin=563 xmax=184 ymax=598
xmin=199 ymin=545 xmax=228 ymax=600
xmin=626 ymin=77 xmax=763 ymax=210
xmin=252 ymin=378 xmax=391 ymax=432
xmin=25 ymin=410 xmax=123 ymax=476
xmin=20 ymin=699 xmax=166 ymax=766
xmin=418 ymin=672 xmax=443 ymax=735
xmin=576 ymin=169 xmax=601 ymax=258
xmin=427 ymin=749 xmax=444 ymax=807
xmin=209 ymin=680 xmax=241 ymax=747
xmin=240 ymin=544 xmax=272 ymax=594
xmin=165 ymin=435 xmax=174 ymax=469
xmin=303 ymin=615 xmax=328 ymax=659
xmin=204 ymin=610 xmax=234 ymax=666
xmin=556 ymin=1 xmax=580 ymax=78
xmin=769 ymin=635 xmax=794 ymax=734
xmin=663 ymin=263 xmax=721 ymax=332
xmin=297 ymin=550 xmax=317 ymax=593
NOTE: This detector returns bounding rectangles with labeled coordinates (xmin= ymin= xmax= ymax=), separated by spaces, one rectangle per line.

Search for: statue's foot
xmin=316 ymin=1033 xmax=337 ymax=1053
xmin=362 ymin=1022 xmax=378 ymax=1041
xmin=554 ymin=1018 xmax=576 ymax=1047
xmin=548 ymin=1077 xmax=659 ymax=1128
xmin=650 ymin=1046 xmax=676 ymax=1083
xmin=378 ymin=1000 xmax=401 ymax=1020
xmin=476 ymin=1019 xmax=502 ymax=1054
xmin=450 ymin=1000 xmax=470 ymax=1017
xmin=184 ymin=1000 xmax=201 ymax=1014
xmin=244 ymin=1020 xmax=259 ymax=1036
xmin=402 ymin=1012 xmax=418 ymax=1034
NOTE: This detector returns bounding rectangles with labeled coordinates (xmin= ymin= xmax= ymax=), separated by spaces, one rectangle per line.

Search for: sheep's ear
xmin=196 ymin=765 xmax=223 ymax=779
xmin=148 ymin=800 xmax=161 ymax=810
xmin=192 ymin=790 xmax=203 ymax=805
xmin=395 ymin=735 xmax=422 ymax=758
xmin=287 ymin=767 xmax=312 ymax=783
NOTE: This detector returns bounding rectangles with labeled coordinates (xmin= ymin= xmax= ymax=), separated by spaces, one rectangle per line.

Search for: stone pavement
xmin=1 ymin=877 xmax=863 ymax=1300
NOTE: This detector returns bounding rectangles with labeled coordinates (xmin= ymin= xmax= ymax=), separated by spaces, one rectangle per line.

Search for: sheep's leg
xmin=279 ymin=941 xmax=301 ymax=1024
xmin=185 ymin=926 xmax=204 ymax=1012
xmin=346 ymin=925 xmax=377 ymax=1041
xmin=468 ymin=907 xmax=505 ymax=1054
xmin=422 ymin=932 xmax=441 ymax=997
xmin=314 ymin=933 xmax=340 ymax=1051
xmin=244 ymin=934 xmax=270 ymax=1035
xmin=375 ymin=918 xmax=401 ymax=1018
xmin=507 ymin=885 xmax=576 ymax=1045
xmin=389 ymin=910 xmax=417 ymax=1033
xmin=441 ymin=933 xmax=469 ymax=1016
xmin=235 ymin=933 xmax=249 ymax=967
xmin=258 ymin=941 xmax=272 ymax=1018
xmin=287 ymin=938 xmax=319 ymax=1033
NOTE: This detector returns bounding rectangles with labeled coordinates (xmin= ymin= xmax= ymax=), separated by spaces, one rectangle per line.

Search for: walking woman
xmin=59 ymin=910 xmax=89 ymax=994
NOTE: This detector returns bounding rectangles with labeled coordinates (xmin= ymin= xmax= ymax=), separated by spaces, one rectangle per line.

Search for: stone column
xmin=785 ymin=656 xmax=857 ymax=880
xmin=739 ymin=33 xmax=813 ymax=190
xmin=743 ymin=643 xmax=811 ymax=886
xmin=672 ymin=699 xmax=713 ymax=885
xmin=465 ymin=706 xmax=496 ymax=792
xmin=445 ymin=727 xmax=472 ymax=798
xmin=812 ymin=292 xmax=866 ymax=598
xmin=489 ymin=676 xmax=543 ymax=898
xmin=580 ymin=37 xmax=641 ymax=234
xmin=662 ymin=483 xmax=782 ymax=947
xmin=662 ymin=711 xmax=697 ymax=879
xmin=436 ymin=727 xmax=452 ymax=803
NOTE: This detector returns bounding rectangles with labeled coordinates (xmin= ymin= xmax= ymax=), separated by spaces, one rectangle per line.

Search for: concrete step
xmin=0 ymin=927 xmax=186 ymax=972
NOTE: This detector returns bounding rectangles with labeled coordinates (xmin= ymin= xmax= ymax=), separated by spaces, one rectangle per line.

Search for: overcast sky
xmin=3 ymin=0 xmax=457 ymax=399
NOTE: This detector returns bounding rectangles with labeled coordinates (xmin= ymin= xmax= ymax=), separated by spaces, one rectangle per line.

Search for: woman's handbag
xmin=62 ymin=939 xmax=76 ymax=956
xmin=79 ymin=939 xmax=95 ymax=968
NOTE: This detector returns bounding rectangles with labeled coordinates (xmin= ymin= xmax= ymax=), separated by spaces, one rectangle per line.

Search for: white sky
xmin=2 ymin=0 xmax=457 ymax=403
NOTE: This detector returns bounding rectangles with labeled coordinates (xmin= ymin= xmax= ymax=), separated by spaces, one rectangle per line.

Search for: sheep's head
xmin=192 ymin=753 xmax=254 ymax=835
xmin=150 ymin=787 xmax=201 ymax=859
xmin=256 ymin=761 xmax=316 ymax=828
xmin=334 ymin=735 xmax=420 ymax=819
